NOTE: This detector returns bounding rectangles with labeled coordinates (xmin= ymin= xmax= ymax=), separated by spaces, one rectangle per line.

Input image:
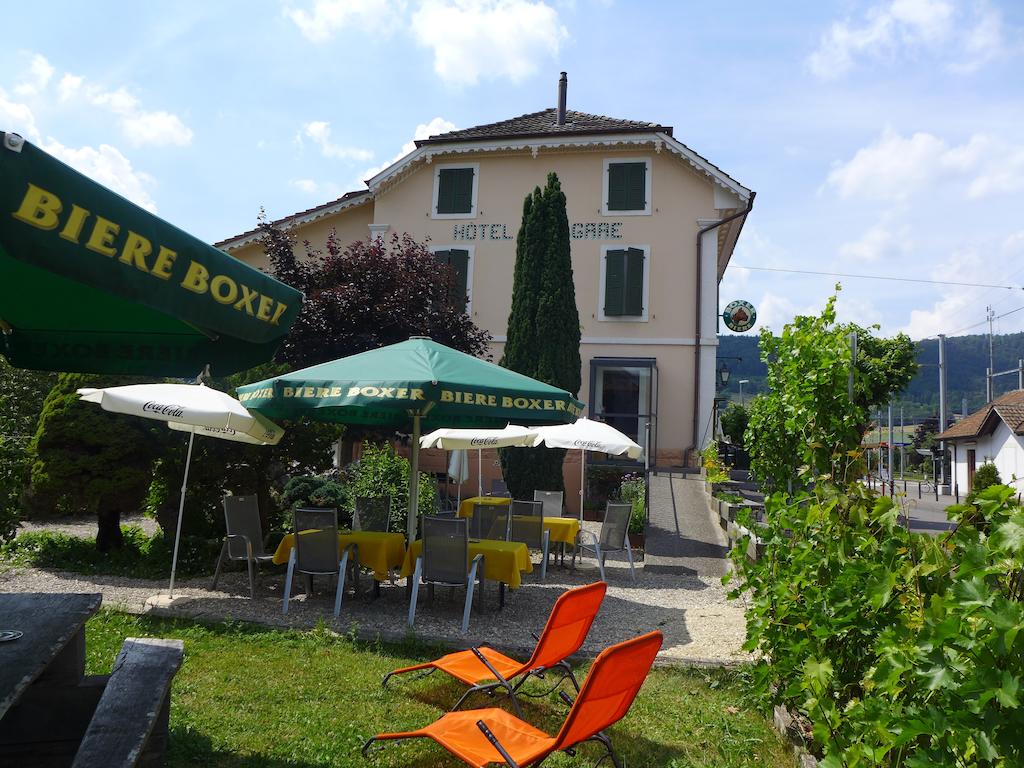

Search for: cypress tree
xmin=500 ymin=173 xmax=581 ymax=498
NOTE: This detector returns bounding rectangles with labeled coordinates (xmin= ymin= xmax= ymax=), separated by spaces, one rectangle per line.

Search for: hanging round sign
xmin=722 ymin=300 xmax=756 ymax=332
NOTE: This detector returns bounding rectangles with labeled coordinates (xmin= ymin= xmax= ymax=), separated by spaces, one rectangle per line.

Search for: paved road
xmin=890 ymin=492 xmax=957 ymax=534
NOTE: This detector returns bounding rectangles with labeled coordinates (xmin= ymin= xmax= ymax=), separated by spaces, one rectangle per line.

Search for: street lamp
xmin=717 ymin=362 xmax=731 ymax=390
xmin=739 ymin=379 xmax=749 ymax=407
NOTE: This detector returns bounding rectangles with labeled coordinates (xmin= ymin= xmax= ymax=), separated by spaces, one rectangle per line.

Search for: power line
xmin=732 ymin=265 xmax=1024 ymax=292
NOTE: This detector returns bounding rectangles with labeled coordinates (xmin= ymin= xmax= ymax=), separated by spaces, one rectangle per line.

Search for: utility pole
xmin=938 ymin=334 xmax=947 ymax=489
xmin=887 ymin=402 xmax=894 ymax=496
xmin=987 ymin=305 xmax=995 ymax=402
xmin=899 ymin=405 xmax=904 ymax=480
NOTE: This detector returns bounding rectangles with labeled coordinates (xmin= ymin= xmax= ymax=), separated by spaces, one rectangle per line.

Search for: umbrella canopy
xmin=1 ymin=132 xmax=303 ymax=376
xmin=529 ymin=418 xmax=643 ymax=458
xmin=420 ymin=425 xmax=537 ymax=450
xmin=237 ymin=337 xmax=584 ymax=540
xmin=77 ymin=382 xmax=284 ymax=597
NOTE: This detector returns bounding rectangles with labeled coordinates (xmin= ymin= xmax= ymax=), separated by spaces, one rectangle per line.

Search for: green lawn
xmin=86 ymin=611 xmax=795 ymax=768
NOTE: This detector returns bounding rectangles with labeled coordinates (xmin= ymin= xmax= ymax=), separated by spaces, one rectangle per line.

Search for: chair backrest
xmin=552 ymin=631 xmax=664 ymax=752
xmin=471 ymin=504 xmax=510 ymax=541
xmin=534 ymin=490 xmax=564 ymax=518
xmin=293 ymin=507 xmax=339 ymax=574
xmin=354 ymin=495 xmax=391 ymax=532
xmin=600 ymin=503 xmax=632 ymax=551
xmin=510 ymin=500 xmax=543 ymax=549
xmin=524 ymin=582 xmax=607 ymax=671
xmin=422 ymin=516 xmax=469 ymax=586
xmin=222 ymin=495 xmax=266 ymax=558
xmin=489 ymin=478 xmax=510 ymax=497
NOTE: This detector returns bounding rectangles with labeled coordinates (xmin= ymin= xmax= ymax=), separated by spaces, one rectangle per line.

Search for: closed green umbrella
xmin=0 ymin=131 xmax=302 ymax=376
xmin=236 ymin=337 xmax=584 ymax=541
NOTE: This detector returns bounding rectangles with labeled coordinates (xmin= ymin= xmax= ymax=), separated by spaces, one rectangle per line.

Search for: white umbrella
xmin=447 ymin=449 xmax=470 ymax=507
xmin=77 ymin=383 xmax=284 ymax=597
xmin=420 ymin=425 xmax=536 ymax=497
xmin=529 ymin=418 xmax=643 ymax=520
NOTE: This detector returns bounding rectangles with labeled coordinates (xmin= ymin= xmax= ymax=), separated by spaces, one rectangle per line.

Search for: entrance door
xmin=967 ymin=449 xmax=976 ymax=493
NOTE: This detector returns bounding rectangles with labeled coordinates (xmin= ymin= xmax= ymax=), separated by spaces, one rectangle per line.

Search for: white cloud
xmin=411 ymin=0 xmax=568 ymax=86
xmin=825 ymin=128 xmax=1024 ymax=202
xmin=839 ymin=221 xmax=910 ymax=263
xmin=39 ymin=139 xmax=158 ymax=212
xmin=807 ymin=0 xmax=1010 ymax=80
xmin=13 ymin=54 xmax=55 ymax=97
xmin=898 ymin=248 xmax=987 ymax=338
xmin=284 ymin=0 xmax=402 ymax=42
xmin=301 ymin=121 xmax=374 ymax=162
xmin=358 ymin=116 xmax=456 ymax=183
xmin=289 ymin=178 xmax=345 ymax=198
xmin=55 ymin=71 xmax=193 ymax=147
xmin=0 ymin=87 xmax=40 ymax=142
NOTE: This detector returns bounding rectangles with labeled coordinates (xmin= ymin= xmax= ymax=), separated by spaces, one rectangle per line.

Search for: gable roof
xmin=416 ymin=109 xmax=673 ymax=145
xmin=937 ymin=389 xmax=1024 ymax=440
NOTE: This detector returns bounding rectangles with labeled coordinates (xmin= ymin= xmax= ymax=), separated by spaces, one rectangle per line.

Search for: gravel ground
xmin=0 ymin=519 xmax=750 ymax=665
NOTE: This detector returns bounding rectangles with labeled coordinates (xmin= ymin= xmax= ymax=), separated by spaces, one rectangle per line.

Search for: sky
xmin=2 ymin=0 xmax=1023 ymax=341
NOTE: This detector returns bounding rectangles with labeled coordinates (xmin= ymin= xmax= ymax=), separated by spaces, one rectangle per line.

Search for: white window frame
xmin=430 ymin=244 xmax=475 ymax=316
xmin=598 ymin=244 xmax=650 ymax=322
xmin=601 ymin=157 xmax=652 ymax=216
xmin=431 ymin=162 xmax=480 ymax=220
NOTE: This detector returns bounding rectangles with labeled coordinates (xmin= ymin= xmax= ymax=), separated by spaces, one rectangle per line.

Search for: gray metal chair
xmin=408 ymin=516 xmax=483 ymax=633
xmin=489 ymin=478 xmax=510 ymax=497
xmin=283 ymin=507 xmax=349 ymax=617
xmin=354 ymin=495 xmax=391 ymax=532
xmin=470 ymin=503 xmax=510 ymax=541
xmin=212 ymin=495 xmax=275 ymax=598
xmin=534 ymin=490 xmax=564 ymax=518
xmin=577 ymin=502 xmax=636 ymax=584
xmin=510 ymin=500 xmax=550 ymax=581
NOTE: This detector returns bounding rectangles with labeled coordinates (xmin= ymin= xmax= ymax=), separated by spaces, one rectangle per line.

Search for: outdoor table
xmin=401 ymin=537 xmax=533 ymax=589
xmin=272 ymin=530 xmax=407 ymax=581
xmin=0 ymin=593 xmax=101 ymax=762
xmin=457 ymin=496 xmax=581 ymax=546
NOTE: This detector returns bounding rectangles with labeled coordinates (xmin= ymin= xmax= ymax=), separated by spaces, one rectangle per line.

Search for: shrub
xmin=618 ymin=473 xmax=646 ymax=535
xmin=281 ymin=475 xmax=351 ymax=529
xmin=349 ymin=443 xmax=437 ymax=535
xmin=728 ymin=481 xmax=1024 ymax=766
xmin=969 ymin=462 xmax=1002 ymax=502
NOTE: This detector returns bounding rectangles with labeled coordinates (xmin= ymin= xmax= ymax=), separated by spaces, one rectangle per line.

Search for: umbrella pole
xmin=580 ymin=449 xmax=585 ymax=522
xmin=168 ymin=431 xmax=195 ymax=598
xmin=407 ymin=413 xmax=421 ymax=544
xmin=478 ymin=448 xmax=482 ymax=498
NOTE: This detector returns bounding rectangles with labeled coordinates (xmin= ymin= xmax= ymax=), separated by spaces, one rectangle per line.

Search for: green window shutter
xmin=607 ymin=162 xmax=646 ymax=211
xmin=434 ymin=249 xmax=470 ymax=309
xmin=604 ymin=249 xmax=626 ymax=316
xmin=449 ymin=248 xmax=470 ymax=308
xmin=437 ymin=168 xmax=474 ymax=214
xmin=624 ymin=247 xmax=645 ymax=316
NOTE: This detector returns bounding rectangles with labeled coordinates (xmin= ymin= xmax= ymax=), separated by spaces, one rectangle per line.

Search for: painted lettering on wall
xmin=453 ymin=222 xmax=623 ymax=241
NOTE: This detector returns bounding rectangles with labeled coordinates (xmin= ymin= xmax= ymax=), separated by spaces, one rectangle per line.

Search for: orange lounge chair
xmin=363 ymin=630 xmax=664 ymax=768
xmin=381 ymin=582 xmax=607 ymax=718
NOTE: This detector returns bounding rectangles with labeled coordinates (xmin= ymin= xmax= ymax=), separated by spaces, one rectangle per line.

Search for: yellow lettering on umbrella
xmin=180 ymin=261 xmax=210 ymax=294
xmin=59 ymin=205 xmax=90 ymax=244
xmin=441 ymin=390 xmax=454 ymax=402
xmin=210 ymin=275 xmax=239 ymax=305
xmin=119 ymin=231 xmax=152 ymax=272
xmin=12 ymin=183 xmax=62 ymax=230
xmin=269 ymin=302 xmax=288 ymax=325
xmin=150 ymin=247 xmax=177 ymax=280
xmin=85 ymin=216 xmax=120 ymax=257
xmin=256 ymin=295 xmax=274 ymax=321
xmin=234 ymin=285 xmax=259 ymax=315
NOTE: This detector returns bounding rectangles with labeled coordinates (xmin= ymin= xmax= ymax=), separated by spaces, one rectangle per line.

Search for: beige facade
xmin=219 ymin=106 xmax=752 ymax=507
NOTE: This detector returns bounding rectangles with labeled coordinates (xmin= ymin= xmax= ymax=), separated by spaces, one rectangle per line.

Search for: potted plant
xmin=618 ymin=473 xmax=646 ymax=549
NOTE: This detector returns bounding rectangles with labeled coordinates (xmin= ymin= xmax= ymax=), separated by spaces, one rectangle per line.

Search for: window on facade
xmin=435 ymin=167 xmax=475 ymax=215
xmin=603 ymin=247 xmax=645 ymax=317
xmin=434 ymin=248 xmax=470 ymax=309
xmin=606 ymin=161 xmax=647 ymax=212
xmin=590 ymin=358 xmax=657 ymax=449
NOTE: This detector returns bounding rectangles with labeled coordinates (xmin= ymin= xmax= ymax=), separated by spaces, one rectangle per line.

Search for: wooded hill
xmin=718 ymin=331 xmax=1024 ymax=422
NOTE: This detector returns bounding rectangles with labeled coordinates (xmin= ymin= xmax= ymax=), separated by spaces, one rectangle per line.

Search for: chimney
xmin=556 ymin=72 xmax=567 ymax=126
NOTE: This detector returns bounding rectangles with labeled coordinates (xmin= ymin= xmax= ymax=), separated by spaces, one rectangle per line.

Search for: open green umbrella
xmin=236 ymin=337 xmax=584 ymax=541
xmin=0 ymin=131 xmax=303 ymax=376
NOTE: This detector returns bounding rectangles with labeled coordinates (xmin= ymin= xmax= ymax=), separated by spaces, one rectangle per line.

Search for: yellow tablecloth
xmin=457 ymin=496 xmax=510 ymax=518
xmin=272 ymin=531 xmax=407 ymax=581
xmin=457 ymin=497 xmax=580 ymax=545
xmin=401 ymin=538 xmax=533 ymax=589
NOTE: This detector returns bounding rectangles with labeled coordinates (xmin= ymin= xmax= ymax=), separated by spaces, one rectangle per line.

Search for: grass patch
xmin=1 ymin=527 xmax=219 ymax=580
xmin=86 ymin=610 xmax=795 ymax=767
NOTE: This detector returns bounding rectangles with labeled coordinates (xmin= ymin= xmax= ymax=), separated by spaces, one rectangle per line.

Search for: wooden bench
xmin=71 ymin=638 xmax=184 ymax=768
